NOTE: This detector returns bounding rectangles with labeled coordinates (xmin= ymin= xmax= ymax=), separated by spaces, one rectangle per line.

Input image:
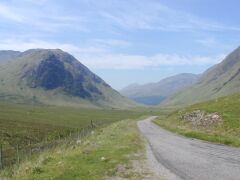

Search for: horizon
xmin=0 ymin=0 xmax=239 ymax=89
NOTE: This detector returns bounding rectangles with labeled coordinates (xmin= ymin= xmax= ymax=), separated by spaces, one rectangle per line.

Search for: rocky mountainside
xmin=120 ymin=73 xmax=199 ymax=105
xmin=162 ymin=46 xmax=240 ymax=107
xmin=0 ymin=49 xmax=135 ymax=108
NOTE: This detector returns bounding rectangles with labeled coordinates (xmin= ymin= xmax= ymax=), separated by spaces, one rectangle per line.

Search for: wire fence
xmin=0 ymin=120 xmax=107 ymax=170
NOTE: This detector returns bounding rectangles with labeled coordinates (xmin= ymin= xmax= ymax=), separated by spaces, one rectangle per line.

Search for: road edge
xmin=137 ymin=116 xmax=181 ymax=180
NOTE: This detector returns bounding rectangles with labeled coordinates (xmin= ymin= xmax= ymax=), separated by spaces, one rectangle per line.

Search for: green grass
xmin=1 ymin=119 xmax=148 ymax=179
xmin=0 ymin=101 xmax=149 ymax=168
xmin=155 ymin=92 xmax=240 ymax=147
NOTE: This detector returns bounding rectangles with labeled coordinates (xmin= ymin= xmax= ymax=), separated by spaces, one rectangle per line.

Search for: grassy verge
xmin=0 ymin=102 xmax=147 ymax=149
xmin=0 ymin=101 xmax=152 ymax=169
xmin=1 ymin=119 xmax=153 ymax=179
xmin=154 ymin=93 xmax=240 ymax=147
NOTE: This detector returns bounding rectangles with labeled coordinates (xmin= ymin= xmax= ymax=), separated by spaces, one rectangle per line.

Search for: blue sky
xmin=0 ymin=0 xmax=239 ymax=89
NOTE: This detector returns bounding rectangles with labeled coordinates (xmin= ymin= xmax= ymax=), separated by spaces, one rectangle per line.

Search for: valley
xmin=121 ymin=73 xmax=199 ymax=105
xmin=1 ymin=1 xmax=240 ymax=179
xmin=162 ymin=47 xmax=240 ymax=107
xmin=0 ymin=47 xmax=240 ymax=179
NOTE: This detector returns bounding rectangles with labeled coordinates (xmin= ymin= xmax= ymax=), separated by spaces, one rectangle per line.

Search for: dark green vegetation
xmin=0 ymin=101 xmax=149 ymax=169
xmin=155 ymin=92 xmax=240 ymax=147
xmin=0 ymin=49 xmax=135 ymax=108
xmin=121 ymin=73 xmax=198 ymax=105
xmin=0 ymin=102 xmax=146 ymax=150
xmin=163 ymin=47 xmax=240 ymax=107
xmin=1 ymin=119 xmax=151 ymax=179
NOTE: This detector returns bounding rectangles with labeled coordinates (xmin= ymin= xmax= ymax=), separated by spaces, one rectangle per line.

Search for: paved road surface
xmin=138 ymin=117 xmax=240 ymax=180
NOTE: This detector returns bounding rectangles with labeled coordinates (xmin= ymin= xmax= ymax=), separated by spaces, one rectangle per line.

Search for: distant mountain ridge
xmin=162 ymin=46 xmax=240 ymax=107
xmin=0 ymin=49 xmax=135 ymax=108
xmin=0 ymin=50 xmax=21 ymax=64
xmin=120 ymin=73 xmax=199 ymax=105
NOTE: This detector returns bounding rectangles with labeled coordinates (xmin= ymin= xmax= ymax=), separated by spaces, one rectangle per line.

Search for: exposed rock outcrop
xmin=22 ymin=50 xmax=103 ymax=99
xmin=181 ymin=110 xmax=222 ymax=127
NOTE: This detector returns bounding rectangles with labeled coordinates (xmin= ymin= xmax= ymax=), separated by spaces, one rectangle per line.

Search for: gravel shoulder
xmin=138 ymin=117 xmax=240 ymax=180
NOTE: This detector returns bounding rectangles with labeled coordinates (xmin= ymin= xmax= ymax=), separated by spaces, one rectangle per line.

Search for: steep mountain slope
xmin=162 ymin=47 xmax=240 ymax=107
xmin=120 ymin=73 xmax=199 ymax=105
xmin=0 ymin=49 xmax=135 ymax=108
xmin=0 ymin=50 xmax=21 ymax=64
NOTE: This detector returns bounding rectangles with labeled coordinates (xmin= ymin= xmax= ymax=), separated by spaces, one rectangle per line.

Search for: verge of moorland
xmin=155 ymin=92 xmax=240 ymax=147
xmin=1 ymin=119 xmax=156 ymax=179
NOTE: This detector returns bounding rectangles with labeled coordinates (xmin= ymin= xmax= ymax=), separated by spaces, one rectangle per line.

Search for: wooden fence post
xmin=29 ymin=140 xmax=32 ymax=156
xmin=45 ymin=133 xmax=48 ymax=142
xmin=0 ymin=144 xmax=3 ymax=169
xmin=91 ymin=120 xmax=94 ymax=129
xmin=16 ymin=144 xmax=20 ymax=165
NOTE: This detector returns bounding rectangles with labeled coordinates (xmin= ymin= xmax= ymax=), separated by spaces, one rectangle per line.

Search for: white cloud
xmin=196 ymin=38 xmax=238 ymax=52
xmin=20 ymin=0 xmax=50 ymax=5
xmin=0 ymin=39 xmax=105 ymax=54
xmin=0 ymin=2 xmax=87 ymax=32
xmin=1 ymin=0 xmax=239 ymax=34
xmin=80 ymin=53 xmax=226 ymax=69
xmin=0 ymin=39 xmax=225 ymax=70
xmin=0 ymin=4 xmax=24 ymax=22
xmin=98 ymin=0 xmax=240 ymax=32
xmin=89 ymin=39 xmax=131 ymax=48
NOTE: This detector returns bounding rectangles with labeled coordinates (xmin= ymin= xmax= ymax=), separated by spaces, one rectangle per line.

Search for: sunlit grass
xmin=1 ymin=119 xmax=146 ymax=179
xmin=155 ymin=92 xmax=240 ymax=147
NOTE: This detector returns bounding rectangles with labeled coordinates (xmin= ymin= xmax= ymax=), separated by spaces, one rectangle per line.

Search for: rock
xmin=101 ymin=156 xmax=106 ymax=161
xmin=182 ymin=110 xmax=222 ymax=127
xmin=116 ymin=164 xmax=126 ymax=174
xmin=76 ymin=140 xmax=81 ymax=144
xmin=83 ymin=140 xmax=90 ymax=145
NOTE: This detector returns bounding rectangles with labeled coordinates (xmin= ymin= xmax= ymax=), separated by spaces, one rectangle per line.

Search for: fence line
xmin=0 ymin=144 xmax=2 ymax=169
xmin=0 ymin=120 xmax=108 ymax=170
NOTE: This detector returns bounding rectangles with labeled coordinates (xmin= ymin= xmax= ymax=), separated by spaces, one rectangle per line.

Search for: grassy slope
xmin=0 ymin=50 xmax=136 ymax=109
xmin=155 ymin=92 xmax=240 ymax=147
xmin=0 ymin=56 xmax=96 ymax=108
xmin=1 ymin=119 xmax=152 ymax=179
xmin=0 ymin=102 xmax=147 ymax=150
xmin=162 ymin=48 xmax=240 ymax=108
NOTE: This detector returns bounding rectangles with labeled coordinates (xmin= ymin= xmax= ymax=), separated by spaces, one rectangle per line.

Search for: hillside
xmin=155 ymin=92 xmax=240 ymax=147
xmin=162 ymin=47 xmax=240 ymax=107
xmin=0 ymin=50 xmax=21 ymax=64
xmin=0 ymin=49 xmax=135 ymax=108
xmin=121 ymin=73 xmax=199 ymax=105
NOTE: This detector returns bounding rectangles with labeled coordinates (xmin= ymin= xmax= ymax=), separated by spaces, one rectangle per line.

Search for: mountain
xmin=0 ymin=49 xmax=135 ymax=108
xmin=120 ymin=73 xmax=199 ymax=105
xmin=162 ymin=47 xmax=240 ymax=107
xmin=0 ymin=50 xmax=21 ymax=64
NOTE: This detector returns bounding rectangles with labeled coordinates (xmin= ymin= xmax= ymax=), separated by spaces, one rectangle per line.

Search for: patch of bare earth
xmin=105 ymin=150 xmax=165 ymax=180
